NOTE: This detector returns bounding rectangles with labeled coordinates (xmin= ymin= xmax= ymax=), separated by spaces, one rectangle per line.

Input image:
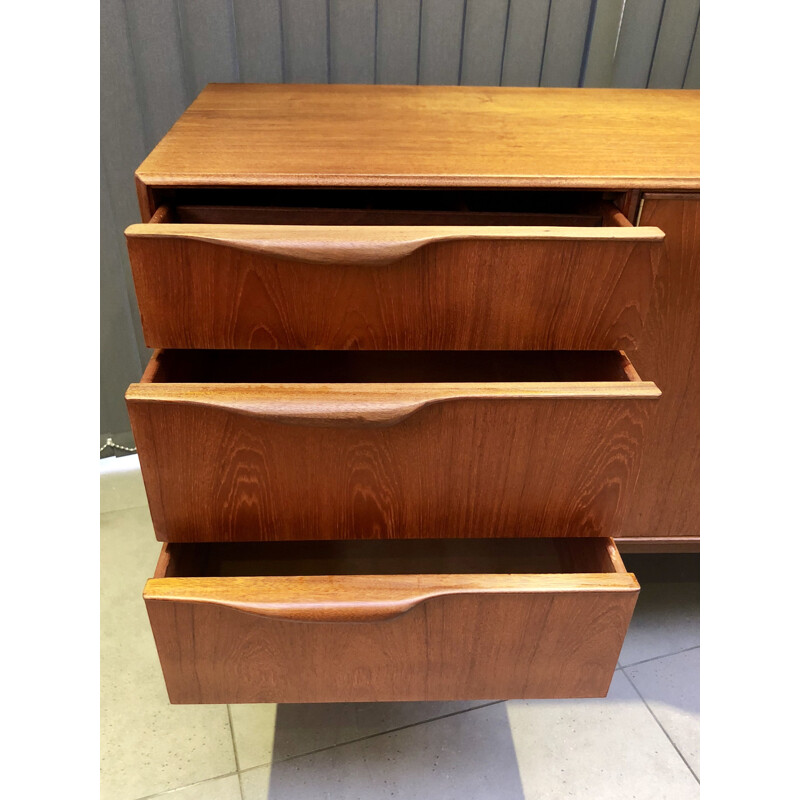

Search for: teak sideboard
xmin=124 ymin=84 xmax=699 ymax=704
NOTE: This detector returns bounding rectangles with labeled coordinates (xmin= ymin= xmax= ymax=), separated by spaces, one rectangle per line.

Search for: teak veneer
xmin=126 ymin=85 xmax=699 ymax=703
xmin=145 ymin=538 xmax=639 ymax=703
xmin=127 ymin=350 xmax=659 ymax=543
xmin=126 ymin=203 xmax=664 ymax=351
xmin=134 ymin=84 xmax=699 ymax=212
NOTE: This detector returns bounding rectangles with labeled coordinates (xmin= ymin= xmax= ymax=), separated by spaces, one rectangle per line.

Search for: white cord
xmin=100 ymin=437 xmax=137 ymax=454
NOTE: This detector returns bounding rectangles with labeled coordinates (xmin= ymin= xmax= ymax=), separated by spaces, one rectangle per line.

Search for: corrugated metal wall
xmin=100 ymin=0 xmax=699 ymax=446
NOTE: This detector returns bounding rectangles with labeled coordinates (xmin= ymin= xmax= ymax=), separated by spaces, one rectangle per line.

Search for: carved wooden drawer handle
xmin=126 ymin=382 xmax=661 ymax=428
xmin=144 ymin=573 xmax=640 ymax=623
xmin=125 ymin=222 xmax=665 ymax=267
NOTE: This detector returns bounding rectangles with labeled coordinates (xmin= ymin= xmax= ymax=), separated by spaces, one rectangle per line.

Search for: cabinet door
xmin=619 ymin=194 xmax=700 ymax=543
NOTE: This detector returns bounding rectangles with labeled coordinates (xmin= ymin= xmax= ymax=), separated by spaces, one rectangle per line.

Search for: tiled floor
xmin=101 ymin=455 xmax=700 ymax=800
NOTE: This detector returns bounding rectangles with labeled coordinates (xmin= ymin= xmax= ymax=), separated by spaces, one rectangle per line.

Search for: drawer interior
xmin=148 ymin=188 xmax=632 ymax=227
xmin=156 ymin=537 xmax=629 ymax=579
xmin=143 ymin=349 xmax=641 ymax=385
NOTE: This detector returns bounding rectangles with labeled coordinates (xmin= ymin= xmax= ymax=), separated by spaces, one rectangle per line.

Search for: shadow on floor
xmin=262 ymin=701 xmax=526 ymax=800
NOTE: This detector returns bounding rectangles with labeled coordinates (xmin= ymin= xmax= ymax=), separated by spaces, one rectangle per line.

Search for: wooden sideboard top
xmin=135 ymin=84 xmax=699 ymax=191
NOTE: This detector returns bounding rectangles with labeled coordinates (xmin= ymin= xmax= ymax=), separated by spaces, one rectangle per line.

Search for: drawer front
xmin=126 ymin=350 xmax=660 ymax=543
xmin=144 ymin=538 xmax=639 ymax=703
xmin=125 ymin=222 xmax=663 ymax=350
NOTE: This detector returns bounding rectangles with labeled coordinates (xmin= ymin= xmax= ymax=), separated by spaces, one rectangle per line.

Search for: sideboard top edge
xmin=136 ymin=84 xmax=699 ymax=190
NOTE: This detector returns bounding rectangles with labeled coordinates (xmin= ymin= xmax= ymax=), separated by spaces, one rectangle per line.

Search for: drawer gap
xmin=143 ymin=349 xmax=639 ymax=385
xmin=158 ymin=538 xmax=624 ymax=579
xmin=148 ymin=188 xmax=630 ymax=227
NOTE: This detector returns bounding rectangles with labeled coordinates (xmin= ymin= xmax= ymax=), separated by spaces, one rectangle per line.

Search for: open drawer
xmin=145 ymin=537 xmax=639 ymax=703
xmin=125 ymin=188 xmax=664 ymax=351
xmin=126 ymin=349 xmax=660 ymax=543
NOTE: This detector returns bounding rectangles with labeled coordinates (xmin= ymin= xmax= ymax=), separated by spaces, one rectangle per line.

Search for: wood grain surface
xmin=620 ymin=194 xmax=699 ymax=539
xmin=127 ymin=350 xmax=659 ymax=543
xmin=144 ymin=538 xmax=639 ymax=702
xmin=126 ymin=223 xmax=663 ymax=351
xmin=134 ymin=84 xmax=699 ymax=210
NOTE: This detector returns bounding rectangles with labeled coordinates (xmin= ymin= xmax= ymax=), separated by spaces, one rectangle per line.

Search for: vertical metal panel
xmin=581 ymin=0 xmax=624 ymax=87
xmin=501 ymin=0 xmax=549 ymax=87
xmin=330 ymin=0 xmax=376 ymax=83
xmin=460 ymin=0 xmax=510 ymax=86
xmin=418 ymin=0 xmax=466 ymax=85
xmin=102 ymin=0 xmax=147 ymax=223
xmin=282 ymin=0 xmax=330 ymax=82
xmin=100 ymin=162 xmax=148 ymax=435
xmin=124 ymin=0 xmax=190 ymax=150
xmin=540 ymin=0 xmax=593 ymax=87
xmin=101 ymin=0 xmax=150 ymax=435
xmin=648 ymin=0 xmax=699 ymax=88
xmin=232 ymin=0 xmax=284 ymax=82
xmin=376 ymin=0 xmax=421 ymax=84
xmin=178 ymin=0 xmax=240 ymax=97
xmin=683 ymin=17 xmax=699 ymax=89
xmin=612 ymin=0 xmax=665 ymax=88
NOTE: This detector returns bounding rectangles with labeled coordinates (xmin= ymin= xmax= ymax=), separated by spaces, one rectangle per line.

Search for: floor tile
xmin=100 ymin=505 xmax=236 ymax=800
xmin=240 ymin=766 xmax=272 ymax=800
xmin=149 ymin=774 xmax=242 ymax=800
xmin=619 ymin=554 xmax=700 ymax=666
xmin=625 ymin=648 xmax=700 ymax=777
xmin=229 ymin=705 xmax=277 ymax=771
xmin=506 ymin=670 xmax=699 ymax=799
xmin=100 ymin=454 xmax=148 ymax=513
xmin=238 ymin=702 xmax=523 ymax=799
xmin=229 ymin=700 xmax=492 ymax=770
